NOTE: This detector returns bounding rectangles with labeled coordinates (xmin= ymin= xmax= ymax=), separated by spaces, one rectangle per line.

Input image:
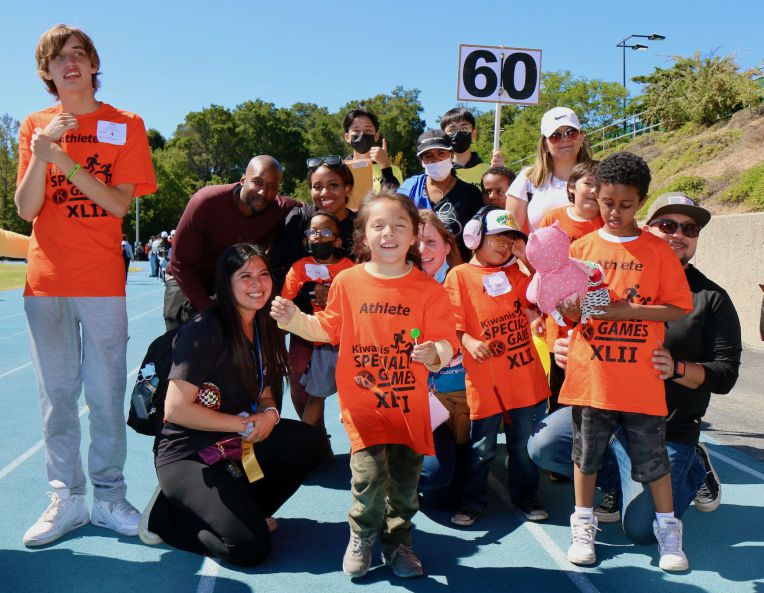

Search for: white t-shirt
xmin=507 ymin=168 xmax=569 ymax=231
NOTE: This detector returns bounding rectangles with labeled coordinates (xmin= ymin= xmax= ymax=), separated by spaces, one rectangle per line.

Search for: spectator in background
xmin=121 ymin=234 xmax=133 ymax=280
xmin=150 ymin=234 xmax=161 ymax=278
xmin=440 ymin=107 xmax=504 ymax=191
xmin=506 ymin=107 xmax=592 ymax=233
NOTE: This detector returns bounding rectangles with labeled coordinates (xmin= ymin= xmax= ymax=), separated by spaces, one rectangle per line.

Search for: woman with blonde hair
xmin=506 ymin=107 xmax=592 ymax=232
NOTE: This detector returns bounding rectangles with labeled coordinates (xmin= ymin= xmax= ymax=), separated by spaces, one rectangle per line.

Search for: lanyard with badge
xmin=237 ymin=321 xmax=266 ymax=482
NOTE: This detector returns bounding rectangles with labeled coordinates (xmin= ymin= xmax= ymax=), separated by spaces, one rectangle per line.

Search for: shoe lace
xmin=695 ymin=481 xmax=712 ymax=500
xmin=657 ymin=521 xmax=682 ymax=553
xmin=599 ymin=491 xmax=618 ymax=511
xmin=107 ymin=499 xmax=138 ymax=518
xmin=349 ymin=532 xmax=374 ymax=556
xmin=572 ymin=519 xmax=599 ymax=544
xmin=40 ymin=492 xmax=64 ymax=522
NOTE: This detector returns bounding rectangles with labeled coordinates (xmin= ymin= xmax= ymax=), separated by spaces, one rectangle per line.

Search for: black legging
xmin=150 ymin=419 xmax=329 ymax=566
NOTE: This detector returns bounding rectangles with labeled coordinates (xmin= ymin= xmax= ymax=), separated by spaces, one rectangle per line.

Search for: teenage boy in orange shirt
xmin=15 ymin=24 xmax=156 ymax=547
xmin=558 ymin=152 xmax=693 ymax=572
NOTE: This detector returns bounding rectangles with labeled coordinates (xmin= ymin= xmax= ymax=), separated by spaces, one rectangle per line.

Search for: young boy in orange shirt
xmin=15 ymin=25 xmax=156 ymax=547
xmin=444 ymin=207 xmax=551 ymax=525
xmin=281 ymin=210 xmax=353 ymax=427
xmin=558 ymin=152 xmax=693 ymax=571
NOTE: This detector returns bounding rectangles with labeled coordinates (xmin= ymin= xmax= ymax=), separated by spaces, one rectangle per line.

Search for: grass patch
xmin=0 ymin=263 xmax=27 ymax=291
xmin=722 ymin=162 xmax=764 ymax=208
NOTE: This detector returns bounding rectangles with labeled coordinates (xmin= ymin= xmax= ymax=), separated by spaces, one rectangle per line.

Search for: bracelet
xmin=263 ymin=406 xmax=280 ymax=424
xmin=66 ymin=163 xmax=81 ymax=181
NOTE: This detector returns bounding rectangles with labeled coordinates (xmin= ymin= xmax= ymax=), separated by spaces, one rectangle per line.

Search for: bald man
xmin=163 ymin=156 xmax=302 ymax=330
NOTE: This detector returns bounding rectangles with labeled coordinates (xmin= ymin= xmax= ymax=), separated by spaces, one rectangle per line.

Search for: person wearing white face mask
xmin=399 ymin=129 xmax=483 ymax=261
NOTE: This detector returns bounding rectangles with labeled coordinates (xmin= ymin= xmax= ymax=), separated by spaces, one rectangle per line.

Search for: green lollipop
xmin=410 ymin=328 xmax=421 ymax=345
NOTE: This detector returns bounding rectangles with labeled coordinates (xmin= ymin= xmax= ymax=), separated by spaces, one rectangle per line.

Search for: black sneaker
xmin=515 ymin=496 xmax=549 ymax=522
xmin=451 ymin=505 xmax=481 ymax=526
xmin=694 ymin=442 xmax=721 ymax=512
xmin=594 ymin=490 xmax=621 ymax=523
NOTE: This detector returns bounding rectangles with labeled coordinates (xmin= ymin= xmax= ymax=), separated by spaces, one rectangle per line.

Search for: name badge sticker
xmin=483 ymin=271 xmax=511 ymax=297
xmin=304 ymin=263 xmax=330 ymax=281
xmin=97 ymin=120 xmax=127 ymax=145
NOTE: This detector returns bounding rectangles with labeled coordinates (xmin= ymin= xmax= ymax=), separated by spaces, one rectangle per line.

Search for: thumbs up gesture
xmin=369 ymin=138 xmax=391 ymax=169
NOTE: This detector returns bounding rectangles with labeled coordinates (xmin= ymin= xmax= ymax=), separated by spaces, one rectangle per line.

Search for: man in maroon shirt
xmin=163 ymin=155 xmax=302 ymax=329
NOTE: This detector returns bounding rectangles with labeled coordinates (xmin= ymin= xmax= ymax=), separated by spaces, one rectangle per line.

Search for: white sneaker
xmin=23 ymin=491 xmax=90 ymax=547
xmin=653 ymin=517 xmax=689 ymax=571
xmin=91 ymin=498 xmax=141 ymax=536
xmin=567 ymin=513 xmax=599 ymax=565
xmin=139 ymin=486 xmax=163 ymax=545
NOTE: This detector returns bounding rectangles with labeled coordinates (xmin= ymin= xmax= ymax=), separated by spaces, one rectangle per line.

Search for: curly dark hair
xmin=595 ymin=152 xmax=651 ymax=200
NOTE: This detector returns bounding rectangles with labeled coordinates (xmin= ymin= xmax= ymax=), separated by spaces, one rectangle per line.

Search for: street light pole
xmin=616 ymin=33 xmax=666 ymax=118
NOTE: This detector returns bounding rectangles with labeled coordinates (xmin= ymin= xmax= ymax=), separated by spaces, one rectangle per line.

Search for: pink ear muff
xmin=463 ymin=218 xmax=482 ymax=250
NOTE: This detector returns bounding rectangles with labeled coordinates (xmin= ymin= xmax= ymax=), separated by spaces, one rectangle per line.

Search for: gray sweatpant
xmin=24 ymin=296 xmax=128 ymax=501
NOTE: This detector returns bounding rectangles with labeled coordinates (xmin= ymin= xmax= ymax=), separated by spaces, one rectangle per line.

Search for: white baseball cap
xmin=160 ymin=231 xmax=168 ymax=238
xmin=540 ymin=107 xmax=581 ymax=138
xmin=484 ymin=209 xmax=526 ymax=239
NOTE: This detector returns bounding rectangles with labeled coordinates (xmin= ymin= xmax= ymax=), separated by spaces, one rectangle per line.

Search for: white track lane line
xmin=195 ymin=557 xmax=220 ymax=593
xmin=709 ymin=449 xmax=764 ymax=481
xmin=488 ymin=474 xmax=602 ymax=593
xmin=0 ymin=362 xmax=32 ymax=379
xmin=0 ymin=365 xmax=140 ymax=481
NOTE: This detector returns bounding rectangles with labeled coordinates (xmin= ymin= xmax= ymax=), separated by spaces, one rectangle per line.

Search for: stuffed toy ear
xmin=463 ymin=218 xmax=482 ymax=250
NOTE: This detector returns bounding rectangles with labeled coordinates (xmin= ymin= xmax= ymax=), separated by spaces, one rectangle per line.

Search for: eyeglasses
xmin=485 ymin=233 xmax=514 ymax=246
xmin=547 ymin=128 xmax=580 ymax=144
xmin=304 ymin=228 xmax=337 ymax=240
xmin=648 ymin=219 xmax=701 ymax=238
xmin=445 ymin=126 xmax=472 ymax=135
xmin=307 ymin=155 xmax=343 ymax=168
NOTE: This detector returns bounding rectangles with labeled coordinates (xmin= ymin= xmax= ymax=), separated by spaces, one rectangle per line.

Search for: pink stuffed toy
xmin=525 ymin=222 xmax=594 ymax=326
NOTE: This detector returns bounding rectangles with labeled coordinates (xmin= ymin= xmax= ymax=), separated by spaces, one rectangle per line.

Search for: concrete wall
xmin=692 ymin=212 xmax=764 ymax=352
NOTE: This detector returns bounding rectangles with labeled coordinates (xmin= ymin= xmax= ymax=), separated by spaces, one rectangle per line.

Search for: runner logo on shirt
xmin=49 ymin=153 xmax=113 ymax=219
xmin=351 ymin=330 xmax=417 ymax=412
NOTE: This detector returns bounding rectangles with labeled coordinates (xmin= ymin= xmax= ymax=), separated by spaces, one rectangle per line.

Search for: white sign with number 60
xmin=457 ymin=45 xmax=542 ymax=105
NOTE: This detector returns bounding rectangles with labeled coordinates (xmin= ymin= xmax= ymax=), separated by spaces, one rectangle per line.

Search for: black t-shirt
xmin=428 ymin=178 xmax=483 ymax=261
xmin=664 ymin=265 xmax=742 ymax=445
xmin=155 ymin=310 xmax=261 ymax=467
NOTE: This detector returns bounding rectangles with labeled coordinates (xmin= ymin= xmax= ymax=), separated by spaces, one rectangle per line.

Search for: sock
xmin=655 ymin=511 xmax=675 ymax=522
xmin=574 ymin=506 xmax=594 ymax=516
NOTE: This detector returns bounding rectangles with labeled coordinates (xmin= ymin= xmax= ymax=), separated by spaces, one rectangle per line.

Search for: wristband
xmin=263 ymin=406 xmax=280 ymax=424
xmin=670 ymin=360 xmax=686 ymax=381
xmin=66 ymin=163 xmax=81 ymax=181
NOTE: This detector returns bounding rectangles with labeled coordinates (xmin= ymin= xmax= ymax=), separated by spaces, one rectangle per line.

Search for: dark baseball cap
xmin=645 ymin=192 xmax=711 ymax=228
xmin=416 ymin=129 xmax=452 ymax=157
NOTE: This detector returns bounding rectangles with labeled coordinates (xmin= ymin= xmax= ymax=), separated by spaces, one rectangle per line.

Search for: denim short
xmin=571 ymin=406 xmax=670 ymax=483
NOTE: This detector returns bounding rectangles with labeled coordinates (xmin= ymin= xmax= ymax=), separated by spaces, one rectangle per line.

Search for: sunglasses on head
xmin=648 ymin=219 xmax=701 ymax=238
xmin=307 ymin=155 xmax=343 ymax=168
xmin=547 ymin=128 xmax=580 ymax=144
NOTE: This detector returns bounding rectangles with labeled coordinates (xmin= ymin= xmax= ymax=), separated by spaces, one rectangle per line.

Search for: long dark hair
xmin=352 ymin=191 xmax=423 ymax=270
xmin=213 ymin=243 xmax=288 ymax=408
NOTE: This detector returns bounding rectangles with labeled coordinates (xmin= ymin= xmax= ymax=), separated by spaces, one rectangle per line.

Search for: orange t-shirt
xmin=538 ymin=206 xmax=604 ymax=349
xmin=443 ymin=263 xmax=550 ymax=419
xmin=17 ymin=103 xmax=157 ymax=297
xmin=281 ymin=256 xmax=354 ymax=313
xmin=315 ymin=265 xmax=458 ymax=455
xmin=559 ymin=230 xmax=693 ymax=416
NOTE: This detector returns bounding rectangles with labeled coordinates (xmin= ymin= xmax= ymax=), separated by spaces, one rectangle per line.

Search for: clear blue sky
xmin=3 ymin=0 xmax=762 ymax=139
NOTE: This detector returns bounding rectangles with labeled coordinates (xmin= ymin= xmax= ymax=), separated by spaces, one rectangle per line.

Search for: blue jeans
xmin=527 ymin=406 xmax=707 ymax=544
xmin=420 ymin=423 xmax=457 ymax=492
xmin=462 ymin=400 xmax=547 ymax=510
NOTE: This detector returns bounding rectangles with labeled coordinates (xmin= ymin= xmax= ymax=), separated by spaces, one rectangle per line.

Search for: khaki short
xmin=435 ymin=390 xmax=470 ymax=445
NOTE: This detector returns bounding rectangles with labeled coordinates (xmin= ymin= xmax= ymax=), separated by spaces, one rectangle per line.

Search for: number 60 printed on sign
xmin=457 ymin=45 xmax=542 ymax=105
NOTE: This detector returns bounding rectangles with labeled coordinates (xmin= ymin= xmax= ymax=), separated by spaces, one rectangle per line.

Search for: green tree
xmin=633 ymin=53 xmax=760 ymax=129
xmin=0 ymin=114 xmax=30 ymax=234
xmin=146 ymin=128 xmax=166 ymax=151
xmin=473 ymin=71 xmax=626 ymax=169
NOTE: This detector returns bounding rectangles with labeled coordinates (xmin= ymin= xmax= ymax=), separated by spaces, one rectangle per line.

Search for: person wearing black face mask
xmin=281 ymin=211 xmax=354 ymax=430
xmin=441 ymin=108 xmax=505 ymax=191
xmin=342 ymin=108 xmax=401 ymax=208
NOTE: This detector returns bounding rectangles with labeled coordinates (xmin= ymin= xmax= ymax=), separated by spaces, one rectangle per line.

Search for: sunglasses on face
xmin=304 ymin=228 xmax=337 ymax=240
xmin=547 ymin=128 xmax=580 ymax=144
xmin=648 ymin=219 xmax=701 ymax=238
xmin=306 ymin=155 xmax=343 ymax=168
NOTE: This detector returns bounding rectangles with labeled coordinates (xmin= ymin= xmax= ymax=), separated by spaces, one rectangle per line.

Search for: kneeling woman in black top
xmin=144 ymin=243 xmax=329 ymax=566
